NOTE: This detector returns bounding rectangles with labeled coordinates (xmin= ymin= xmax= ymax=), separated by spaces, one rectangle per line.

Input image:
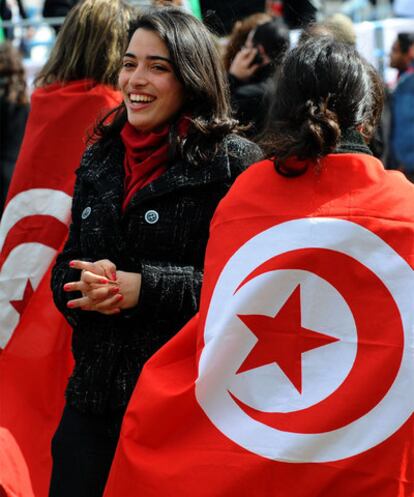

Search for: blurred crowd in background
xmin=1 ymin=0 xmax=414 ymax=211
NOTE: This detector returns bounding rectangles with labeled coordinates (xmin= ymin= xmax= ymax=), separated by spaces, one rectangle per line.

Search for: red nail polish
xmin=111 ymin=272 xmax=117 ymax=281
xmin=99 ymin=278 xmax=108 ymax=284
xmin=69 ymin=261 xmax=75 ymax=267
xmin=111 ymin=287 xmax=120 ymax=294
xmin=117 ymin=294 xmax=124 ymax=301
xmin=63 ymin=284 xmax=71 ymax=291
xmin=67 ymin=302 xmax=75 ymax=308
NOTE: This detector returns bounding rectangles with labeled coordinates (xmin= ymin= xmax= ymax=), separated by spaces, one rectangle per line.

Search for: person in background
xmin=228 ymin=17 xmax=290 ymax=139
xmin=49 ymin=7 xmax=262 ymax=497
xmin=388 ymin=32 xmax=414 ymax=180
xmin=0 ymin=41 xmax=29 ymax=213
xmin=223 ymin=12 xmax=272 ymax=71
xmin=6 ymin=0 xmax=131 ymax=220
xmin=298 ymin=13 xmax=356 ymax=45
xmin=0 ymin=1 xmax=132 ymax=495
xmin=390 ymin=32 xmax=414 ymax=77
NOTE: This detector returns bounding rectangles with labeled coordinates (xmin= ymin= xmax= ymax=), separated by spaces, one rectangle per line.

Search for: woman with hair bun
xmin=261 ymin=37 xmax=383 ymax=173
xmin=102 ymin=36 xmax=414 ymax=497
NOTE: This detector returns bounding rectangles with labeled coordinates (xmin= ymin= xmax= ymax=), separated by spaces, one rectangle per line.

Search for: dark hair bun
xmin=300 ymin=98 xmax=341 ymax=158
xmin=261 ymin=37 xmax=384 ymax=175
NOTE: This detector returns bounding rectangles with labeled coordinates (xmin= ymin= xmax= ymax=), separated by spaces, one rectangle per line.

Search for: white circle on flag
xmin=0 ymin=188 xmax=72 ymax=349
xmin=195 ymin=218 xmax=414 ymax=462
xmin=227 ymin=269 xmax=357 ymax=413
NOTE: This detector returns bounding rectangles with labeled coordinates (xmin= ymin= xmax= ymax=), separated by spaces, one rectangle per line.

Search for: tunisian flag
xmin=105 ymin=153 xmax=414 ymax=497
xmin=0 ymin=80 xmax=120 ymax=497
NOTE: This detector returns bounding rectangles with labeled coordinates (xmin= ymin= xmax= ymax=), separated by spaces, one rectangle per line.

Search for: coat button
xmin=144 ymin=210 xmax=159 ymax=224
xmin=81 ymin=206 xmax=92 ymax=219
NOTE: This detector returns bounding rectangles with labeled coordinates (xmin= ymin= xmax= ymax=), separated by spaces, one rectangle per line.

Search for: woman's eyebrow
xmin=123 ymin=52 xmax=172 ymax=64
xmin=147 ymin=55 xmax=172 ymax=63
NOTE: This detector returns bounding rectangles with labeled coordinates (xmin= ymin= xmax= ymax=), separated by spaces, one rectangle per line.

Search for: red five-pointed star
xmin=237 ymin=285 xmax=339 ymax=393
xmin=10 ymin=279 xmax=35 ymax=316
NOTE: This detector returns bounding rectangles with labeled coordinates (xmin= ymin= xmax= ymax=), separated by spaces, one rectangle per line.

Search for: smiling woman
xmin=118 ymin=29 xmax=185 ymax=132
xmin=49 ymin=6 xmax=262 ymax=497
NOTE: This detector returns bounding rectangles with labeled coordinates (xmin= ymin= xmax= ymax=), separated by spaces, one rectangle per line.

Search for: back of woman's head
xmin=0 ymin=42 xmax=28 ymax=104
xmin=252 ymin=18 xmax=290 ymax=65
xmin=264 ymin=37 xmax=383 ymax=165
xmin=35 ymin=0 xmax=134 ymax=87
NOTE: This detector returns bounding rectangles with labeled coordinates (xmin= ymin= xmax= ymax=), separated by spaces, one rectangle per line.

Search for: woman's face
xmin=119 ymin=28 xmax=185 ymax=132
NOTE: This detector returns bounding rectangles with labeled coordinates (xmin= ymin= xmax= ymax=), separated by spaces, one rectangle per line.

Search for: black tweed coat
xmin=51 ymin=134 xmax=262 ymax=415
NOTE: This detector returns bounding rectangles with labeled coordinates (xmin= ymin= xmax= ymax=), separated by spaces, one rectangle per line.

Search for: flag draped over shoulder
xmin=0 ymin=80 xmax=121 ymax=497
xmin=105 ymin=153 xmax=414 ymax=497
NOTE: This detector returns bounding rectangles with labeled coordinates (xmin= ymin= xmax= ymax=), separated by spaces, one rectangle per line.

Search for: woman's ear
xmin=356 ymin=123 xmax=371 ymax=143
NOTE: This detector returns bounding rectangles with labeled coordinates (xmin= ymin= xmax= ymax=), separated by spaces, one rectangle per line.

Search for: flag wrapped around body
xmin=105 ymin=153 xmax=414 ymax=497
xmin=0 ymin=80 xmax=120 ymax=497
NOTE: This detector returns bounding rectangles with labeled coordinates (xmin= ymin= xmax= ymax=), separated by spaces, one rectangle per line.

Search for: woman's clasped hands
xmin=63 ymin=259 xmax=141 ymax=315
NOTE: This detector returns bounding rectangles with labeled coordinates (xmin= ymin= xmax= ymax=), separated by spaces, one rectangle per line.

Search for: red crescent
xmin=230 ymin=248 xmax=403 ymax=433
xmin=0 ymin=215 xmax=68 ymax=271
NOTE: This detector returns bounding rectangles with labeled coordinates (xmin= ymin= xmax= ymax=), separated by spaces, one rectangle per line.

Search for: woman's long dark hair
xmin=93 ymin=7 xmax=238 ymax=165
xmin=262 ymin=37 xmax=384 ymax=175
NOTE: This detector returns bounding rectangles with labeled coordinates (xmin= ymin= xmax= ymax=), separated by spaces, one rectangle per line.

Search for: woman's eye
xmin=152 ymin=65 xmax=168 ymax=72
xmin=122 ymin=61 xmax=135 ymax=69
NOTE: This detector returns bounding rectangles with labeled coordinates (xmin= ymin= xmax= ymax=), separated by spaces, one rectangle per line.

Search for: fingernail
xmin=63 ymin=284 xmax=71 ymax=291
xmin=110 ymin=287 xmax=120 ymax=295
xmin=99 ymin=278 xmax=108 ymax=284
xmin=111 ymin=272 xmax=117 ymax=281
xmin=69 ymin=261 xmax=75 ymax=267
xmin=67 ymin=302 xmax=75 ymax=308
xmin=117 ymin=294 xmax=124 ymax=301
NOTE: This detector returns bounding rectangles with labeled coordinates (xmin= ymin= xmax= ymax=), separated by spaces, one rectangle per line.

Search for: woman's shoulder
xmin=222 ymin=133 xmax=261 ymax=152
xmin=220 ymin=134 xmax=264 ymax=170
xmin=77 ymin=136 xmax=124 ymax=177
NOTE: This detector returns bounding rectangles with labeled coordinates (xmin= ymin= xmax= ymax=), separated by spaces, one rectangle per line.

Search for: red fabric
xmin=0 ymin=428 xmax=34 ymax=497
xmin=121 ymin=122 xmax=169 ymax=211
xmin=104 ymin=154 xmax=414 ymax=497
xmin=0 ymin=79 xmax=121 ymax=497
xmin=121 ymin=115 xmax=191 ymax=211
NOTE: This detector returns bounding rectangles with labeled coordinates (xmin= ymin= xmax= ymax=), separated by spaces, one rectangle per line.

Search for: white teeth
xmin=129 ymin=94 xmax=155 ymax=103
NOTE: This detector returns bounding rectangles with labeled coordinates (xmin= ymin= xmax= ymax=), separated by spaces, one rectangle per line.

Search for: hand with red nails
xmin=65 ymin=259 xmax=141 ymax=315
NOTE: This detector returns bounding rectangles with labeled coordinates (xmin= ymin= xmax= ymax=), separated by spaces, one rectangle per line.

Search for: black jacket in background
xmin=283 ymin=0 xmax=318 ymax=29
xmin=51 ymin=133 xmax=263 ymax=416
xmin=229 ymin=64 xmax=276 ymax=140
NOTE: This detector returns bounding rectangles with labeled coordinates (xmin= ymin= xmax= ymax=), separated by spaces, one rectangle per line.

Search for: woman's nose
xmin=129 ymin=66 xmax=148 ymax=87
